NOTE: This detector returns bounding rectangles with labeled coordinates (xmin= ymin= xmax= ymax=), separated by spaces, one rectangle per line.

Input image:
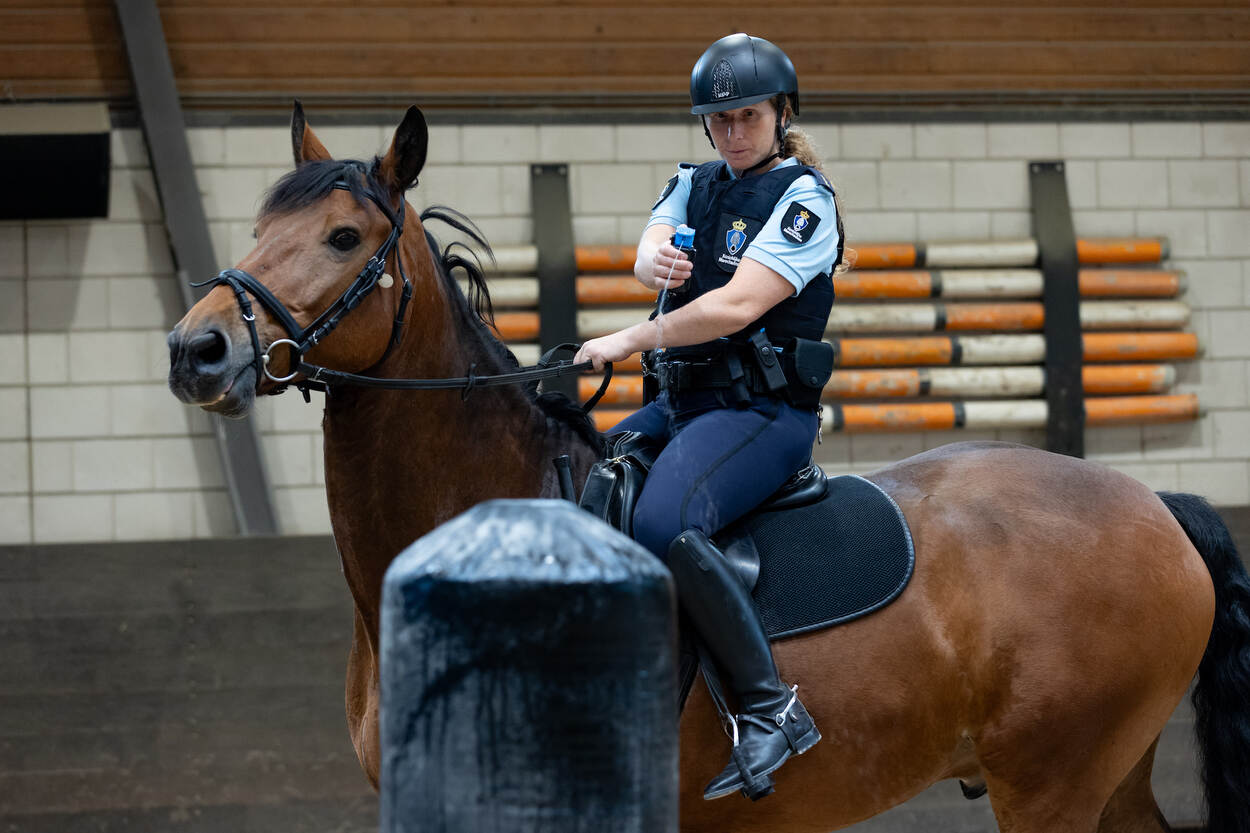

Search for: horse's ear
xmin=291 ymin=99 xmax=332 ymax=166
xmin=378 ymin=105 xmax=428 ymax=193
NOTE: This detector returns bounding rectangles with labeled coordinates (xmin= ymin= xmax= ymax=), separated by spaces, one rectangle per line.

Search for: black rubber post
xmin=380 ymin=499 xmax=678 ymax=833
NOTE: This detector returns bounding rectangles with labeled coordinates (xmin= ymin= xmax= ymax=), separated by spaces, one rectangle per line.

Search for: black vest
xmin=661 ymin=160 xmax=839 ymax=352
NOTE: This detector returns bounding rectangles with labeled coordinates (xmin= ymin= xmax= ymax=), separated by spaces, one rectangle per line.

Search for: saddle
xmin=579 ymin=431 xmax=916 ymax=641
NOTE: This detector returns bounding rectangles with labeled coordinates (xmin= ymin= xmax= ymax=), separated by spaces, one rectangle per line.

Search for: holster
xmin=577 ymin=431 xmax=661 ymax=537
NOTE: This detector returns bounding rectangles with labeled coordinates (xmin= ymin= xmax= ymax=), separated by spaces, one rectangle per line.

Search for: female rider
xmin=575 ymin=33 xmax=847 ymax=801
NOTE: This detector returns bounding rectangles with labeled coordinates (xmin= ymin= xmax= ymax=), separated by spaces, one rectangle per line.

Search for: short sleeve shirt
xmin=646 ymin=157 xmax=840 ymax=296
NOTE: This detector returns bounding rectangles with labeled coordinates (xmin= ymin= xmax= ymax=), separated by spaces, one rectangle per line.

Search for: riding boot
xmin=668 ymin=528 xmax=821 ymax=801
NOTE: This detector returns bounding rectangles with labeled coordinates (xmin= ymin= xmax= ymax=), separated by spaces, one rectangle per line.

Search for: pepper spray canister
xmin=667 ymin=224 xmax=697 ymax=294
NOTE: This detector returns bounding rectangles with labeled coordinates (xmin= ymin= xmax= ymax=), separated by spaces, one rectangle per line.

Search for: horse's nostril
xmin=187 ymin=330 xmax=229 ymax=369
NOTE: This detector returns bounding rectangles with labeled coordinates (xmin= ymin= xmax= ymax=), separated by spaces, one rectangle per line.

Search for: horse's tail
xmin=1156 ymin=491 xmax=1250 ymax=833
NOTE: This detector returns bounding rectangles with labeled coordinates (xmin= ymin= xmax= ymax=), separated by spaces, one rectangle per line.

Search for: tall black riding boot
xmin=668 ymin=528 xmax=821 ymax=800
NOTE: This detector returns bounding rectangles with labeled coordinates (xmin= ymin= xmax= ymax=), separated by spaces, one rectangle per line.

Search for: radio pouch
xmin=790 ymin=338 xmax=835 ymax=390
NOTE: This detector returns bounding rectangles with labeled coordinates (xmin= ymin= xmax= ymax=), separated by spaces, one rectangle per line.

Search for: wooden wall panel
xmin=0 ymin=2 xmax=1246 ymax=109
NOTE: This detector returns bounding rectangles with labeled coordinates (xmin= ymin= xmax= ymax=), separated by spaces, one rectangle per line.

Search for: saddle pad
xmin=736 ymin=474 xmax=915 ymax=640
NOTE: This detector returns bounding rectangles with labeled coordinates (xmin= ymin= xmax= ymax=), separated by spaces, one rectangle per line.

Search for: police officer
xmin=575 ymin=33 xmax=847 ymax=800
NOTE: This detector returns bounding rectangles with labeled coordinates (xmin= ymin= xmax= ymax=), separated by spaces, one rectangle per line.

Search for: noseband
xmin=191 ymin=175 xmax=609 ymax=411
xmin=192 ymin=179 xmax=412 ymax=391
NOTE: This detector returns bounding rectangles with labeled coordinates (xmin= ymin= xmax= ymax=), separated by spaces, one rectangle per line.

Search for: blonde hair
xmin=775 ymin=97 xmax=855 ymax=274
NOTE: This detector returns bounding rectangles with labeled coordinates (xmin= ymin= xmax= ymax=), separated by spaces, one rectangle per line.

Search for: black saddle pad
xmin=723 ymin=474 xmax=915 ymax=640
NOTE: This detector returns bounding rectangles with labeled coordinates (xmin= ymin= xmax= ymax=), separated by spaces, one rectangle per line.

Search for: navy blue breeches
xmin=609 ymin=390 xmax=819 ymax=560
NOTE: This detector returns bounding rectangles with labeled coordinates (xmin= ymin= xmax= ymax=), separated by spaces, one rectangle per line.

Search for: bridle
xmin=191 ymin=171 xmax=609 ymax=411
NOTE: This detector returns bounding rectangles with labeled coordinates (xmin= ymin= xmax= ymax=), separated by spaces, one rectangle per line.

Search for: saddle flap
xmin=719 ymin=532 xmax=762 ymax=593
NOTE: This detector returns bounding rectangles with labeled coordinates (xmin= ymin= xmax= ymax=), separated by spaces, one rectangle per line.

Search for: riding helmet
xmin=690 ymin=33 xmax=799 ymax=116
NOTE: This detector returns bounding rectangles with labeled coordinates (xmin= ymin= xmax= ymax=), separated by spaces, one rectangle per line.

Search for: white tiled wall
xmin=0 ymin=117 xmax=1246 ymax=543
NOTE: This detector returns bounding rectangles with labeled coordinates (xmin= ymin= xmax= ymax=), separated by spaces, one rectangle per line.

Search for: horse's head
xmin=168 ymin=102 xmax=429 ymax=418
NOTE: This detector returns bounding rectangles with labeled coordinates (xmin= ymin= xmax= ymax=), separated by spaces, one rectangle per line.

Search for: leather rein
xmin=191 ymin=176 xmax=611 ymax=412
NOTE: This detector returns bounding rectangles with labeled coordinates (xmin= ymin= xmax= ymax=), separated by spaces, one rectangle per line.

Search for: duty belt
xmin=647 ymin=335 xmax=832 ymax=410
xmin=653 ymin=360 xmax=764 ymax=395
xmin=655 ymin=360 xmax=740 ymax=392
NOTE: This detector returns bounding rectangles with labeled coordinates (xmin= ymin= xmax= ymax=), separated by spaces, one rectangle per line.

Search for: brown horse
xmin=168 ymin=105 xmax=1250 ymax=833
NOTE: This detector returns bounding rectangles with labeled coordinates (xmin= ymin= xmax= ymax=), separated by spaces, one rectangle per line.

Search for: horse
xmin=167 ymin=104 xmax=1250 ymax=833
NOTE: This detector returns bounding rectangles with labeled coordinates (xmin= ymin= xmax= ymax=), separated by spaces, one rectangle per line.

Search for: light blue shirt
xmin=646 ymin=157 xmax=840 ymax=295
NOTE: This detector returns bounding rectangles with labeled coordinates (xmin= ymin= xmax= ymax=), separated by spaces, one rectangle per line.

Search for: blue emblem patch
xmin=715 ymin=213 xmax=762 ymax=272
xmin=781 ymin=201 xmax=821 ymax=244
xmin=726 ymin=218 xmax=748 ymax=255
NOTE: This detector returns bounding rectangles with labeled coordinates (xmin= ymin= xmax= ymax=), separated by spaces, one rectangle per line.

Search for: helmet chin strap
xmin=739 ymin=150 xmax=782 ymax=176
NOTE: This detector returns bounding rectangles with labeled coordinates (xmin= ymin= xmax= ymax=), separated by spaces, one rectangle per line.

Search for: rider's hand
xmin=641 ymin=242 xmax=692 ymax=292
xmin=575 ymin=332 xmax=635 ymax=373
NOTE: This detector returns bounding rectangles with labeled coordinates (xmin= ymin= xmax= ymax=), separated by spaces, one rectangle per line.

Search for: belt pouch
xmin=791 ymin=338 xmax=835 ymax=389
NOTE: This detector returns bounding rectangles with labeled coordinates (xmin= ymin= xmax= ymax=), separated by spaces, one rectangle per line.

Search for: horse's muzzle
xmin=167 ymin=325 xmax=257 ymax=417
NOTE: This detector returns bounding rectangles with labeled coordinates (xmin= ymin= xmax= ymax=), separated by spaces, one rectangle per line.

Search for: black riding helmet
xmin=690 ymin=33 xmax=799 ymax=117
xmin=690 ymin=34 xmax=798 ymax=169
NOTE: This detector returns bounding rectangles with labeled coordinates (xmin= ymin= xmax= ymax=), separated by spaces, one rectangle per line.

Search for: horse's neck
xmin=320 ymin=280 xmax=599 ymax=630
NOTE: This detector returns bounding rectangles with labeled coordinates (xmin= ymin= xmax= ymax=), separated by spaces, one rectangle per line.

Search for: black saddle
xmin=579 ymin=432 xmax=915 ymax=639
xmin=578 ymin=432 xmax=916 ymax=713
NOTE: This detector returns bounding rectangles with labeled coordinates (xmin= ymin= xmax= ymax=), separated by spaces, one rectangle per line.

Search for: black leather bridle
xmin=191 ymin=175 xmax=609 ymax=411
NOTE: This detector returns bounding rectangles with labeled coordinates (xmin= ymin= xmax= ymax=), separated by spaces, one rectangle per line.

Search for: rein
xmin=191 ymin=174 xmax=610 ymax=413
xmin=296 ymin=343 xmax=612 ymax=412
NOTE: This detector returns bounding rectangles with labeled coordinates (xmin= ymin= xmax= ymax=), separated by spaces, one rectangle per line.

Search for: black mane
xmin=421 ymin=206 xmax=605 ymax=456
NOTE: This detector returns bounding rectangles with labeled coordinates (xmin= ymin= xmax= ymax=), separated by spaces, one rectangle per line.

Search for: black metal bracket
xmin=530 ymin=164 xmax=579 ymax=399
xmin=114 ymin=0 xmax=278 ymax=534
xmin=1029 ymin=160 xmax=1085 ymax=458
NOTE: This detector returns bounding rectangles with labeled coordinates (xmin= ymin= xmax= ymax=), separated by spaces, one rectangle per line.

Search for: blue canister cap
xmin=673 ymin=224 xmax=696 ymax=249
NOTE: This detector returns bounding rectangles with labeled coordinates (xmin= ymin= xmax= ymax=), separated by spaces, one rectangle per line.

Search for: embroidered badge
xmin=652 ymin=175 xmax=678 ymax=211
xmin=726 ymin=218 xmax=748 ymax=255
xmin=716 ymin=214 xmax=760 ymax=271
xmin=781 ymin=201 xmax=821 ymax=244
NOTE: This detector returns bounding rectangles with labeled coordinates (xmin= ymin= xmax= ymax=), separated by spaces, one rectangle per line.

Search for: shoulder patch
xmin=652 ymin=175 xmax=678 ymax=210
xmin=781 ymin=201 xmax=821 ymax=244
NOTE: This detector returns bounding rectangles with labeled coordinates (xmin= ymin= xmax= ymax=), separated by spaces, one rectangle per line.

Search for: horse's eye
xmin=329 ymin=229 xmax=360 ymax=252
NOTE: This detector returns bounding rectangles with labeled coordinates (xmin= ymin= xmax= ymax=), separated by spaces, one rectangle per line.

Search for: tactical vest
xmin=661 ymin=159 xmax=839 ymax=353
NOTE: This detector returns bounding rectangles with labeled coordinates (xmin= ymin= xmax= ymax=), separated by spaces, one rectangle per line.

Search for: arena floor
xmin=2 ymin=508 xmax=1244 ymax=832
